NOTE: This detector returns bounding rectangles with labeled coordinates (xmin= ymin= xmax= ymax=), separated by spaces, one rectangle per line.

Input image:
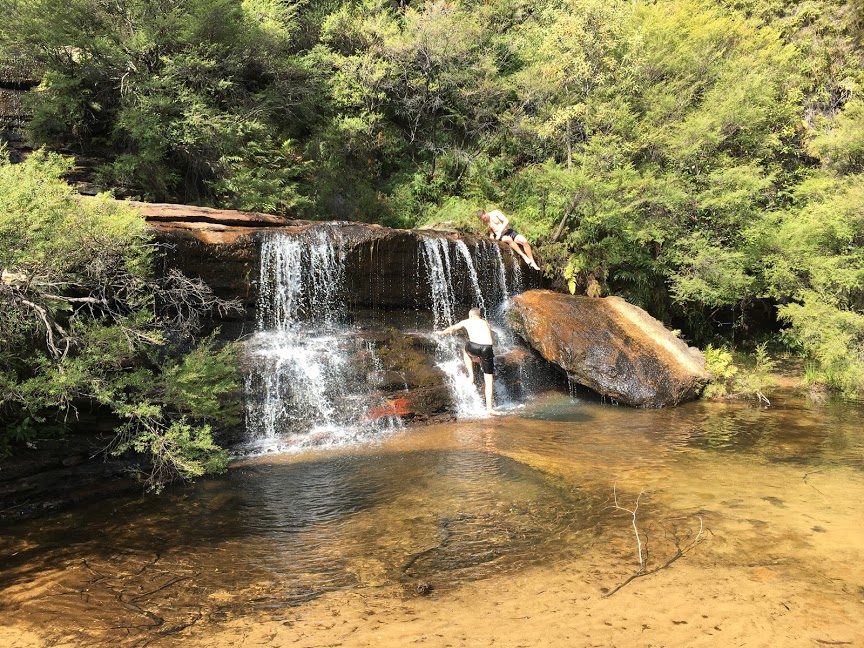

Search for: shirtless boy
xmin=477 ymin=209 xmax=540 ymax=270
xmin=435 ymin=307 xmax=498 ymax=415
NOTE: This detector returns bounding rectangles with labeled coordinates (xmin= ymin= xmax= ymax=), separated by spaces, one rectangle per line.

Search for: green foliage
xmin=161 ymin=336 xmax=243 ymax=423
xmin=808 ymin=98 xmax=864 ymax=174
xmin=112 ymin=417 xmax=230 ymax=493
xmin=305 ymin=0 xmax=509 ymax=221
xmin=3 ymin=0 xmax=319 ymax=208
xmin=702 ymin=344 xmax=739 ymax=398
xmin=733 ymin=343 xmax=778 ymax=404
xmin=0 ymin=151 xmax=240 ymax=487
xmin=702 ymin=343 xmax=777 ymax=403
xmin=419 ymin=196 xmax=488 ymax=234
xmin=778 ymin=295 xmax=864 ymax=395
xmin=213 ymin=136 xmax=311 ymax=214
xmin=757 ymin=169 xmax=864 ymax=394
xmin=4 ymin=0 xmax=864 ymax=398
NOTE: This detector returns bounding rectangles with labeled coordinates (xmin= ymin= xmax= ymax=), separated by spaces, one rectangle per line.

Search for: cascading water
xmin=419 ymin=237 xmax=525 ymax=418
xmin=245 ymin=228 xmax=542 ymax=452
xmin=245 ymin=227 xmax=403 ymax=452
xmin=419 ymin=238 xmax=486 ymax=417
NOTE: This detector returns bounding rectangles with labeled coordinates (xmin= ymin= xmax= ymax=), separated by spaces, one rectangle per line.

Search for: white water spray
xmin=245 ymin=228 xmax=400 ymax=452
xmin=420 ymin=236 xmax=510 ymax=418
xmin=246 ymin=229 xmax=537 ymax=450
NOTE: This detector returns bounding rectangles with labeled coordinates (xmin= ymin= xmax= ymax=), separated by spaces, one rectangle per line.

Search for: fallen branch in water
xmin=612 ymin=484 xmax=645 ymax=573
xmin=604 ymin=485 xmax=705 ymax=597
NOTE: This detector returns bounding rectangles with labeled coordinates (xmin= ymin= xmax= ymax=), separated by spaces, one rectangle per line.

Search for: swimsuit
xmin=500 ymin=227 xmax=518 ymax=240
xmin=465 ymin=341 xmax=495 ymax=375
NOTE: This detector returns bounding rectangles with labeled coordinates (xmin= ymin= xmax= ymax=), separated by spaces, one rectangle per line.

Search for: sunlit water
xmin=1 ymin=391 xmax=863 ymax=646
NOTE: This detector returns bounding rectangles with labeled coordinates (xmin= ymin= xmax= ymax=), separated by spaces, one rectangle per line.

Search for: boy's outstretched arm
xmin=436 ymin=320 xmax=466 ymax=336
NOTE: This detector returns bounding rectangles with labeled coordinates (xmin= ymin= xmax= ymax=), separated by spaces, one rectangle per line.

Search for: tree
xmin=0 ymin=149 xmax=241 ymax=489
xmin=511 ymin=0 xmax=630 ymax=171
xmin=308 ymin=0 xmax=509 ymax=223
xmin=0 ymin=0 xmax=316 ymax=210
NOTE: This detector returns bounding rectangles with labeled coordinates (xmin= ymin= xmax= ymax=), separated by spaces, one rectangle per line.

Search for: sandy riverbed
xmin=2 ymin=400 xmax=863 ymax=648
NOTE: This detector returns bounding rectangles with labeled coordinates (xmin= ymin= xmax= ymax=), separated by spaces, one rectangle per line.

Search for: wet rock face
xmin=361 ymin=329 xmax=453 ymax=420
xmin=337 ymin=328 xmax=555 ymax=422
xmin=508 ymin=290 xmax=710 ymax=407
xmin=134 ymin=201 xmax=543 ymax=320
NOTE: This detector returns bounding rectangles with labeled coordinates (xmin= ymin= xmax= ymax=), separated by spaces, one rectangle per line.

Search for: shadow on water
xmin=0 ymin=449 xmax=607 ymax=611
xmin=676 ymin=394 xmax=864 ymax=467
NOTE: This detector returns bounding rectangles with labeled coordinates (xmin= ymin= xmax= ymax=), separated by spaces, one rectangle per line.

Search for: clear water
xmin=1 ymin=391 xmax=862 ymax=646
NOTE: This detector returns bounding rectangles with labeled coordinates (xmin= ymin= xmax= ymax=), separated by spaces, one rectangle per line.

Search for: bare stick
xmin=605 ymin=485 xmax=705 ymax=598
xmin=612 ymin=484 xmax=645 ymax=572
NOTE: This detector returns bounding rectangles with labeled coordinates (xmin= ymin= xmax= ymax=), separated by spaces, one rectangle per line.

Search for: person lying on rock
xmin=435 ymin=307 xmax=499 ymax=416
xmin=477 ymin=208 xmax=541 ymax=271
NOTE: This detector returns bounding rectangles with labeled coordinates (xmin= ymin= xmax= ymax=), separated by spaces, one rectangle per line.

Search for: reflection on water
xmin=0 ymin=449 xmax=602 ymax=606
xmin=1 ymin=391 xmax=863 ymax=646
xmin=672 ymin=395 xmax=864 ymax=465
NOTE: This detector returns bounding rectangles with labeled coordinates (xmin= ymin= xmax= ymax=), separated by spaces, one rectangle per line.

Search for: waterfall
xmin=245 ymin=228 xmax=542 ymax=452
xmin=419 ymin=236 xmax=524 ymax=418
xmin=245 ymin=227 xmax=401 ymax=452
xmin=257 ymin=228 xmax=347 ymax=330
xmin=418 ymin=236 xmax=520 ymax=328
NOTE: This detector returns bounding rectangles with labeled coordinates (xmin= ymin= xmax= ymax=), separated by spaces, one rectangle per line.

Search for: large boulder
xmin=508 ymin=290 xmax=710 ymax=407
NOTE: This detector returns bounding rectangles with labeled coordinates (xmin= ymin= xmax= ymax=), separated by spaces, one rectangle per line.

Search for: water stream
xmin=245 ymin=229 xmax=534 ymax=451
xmin=1 ymin=393 xmax=862 ymax=647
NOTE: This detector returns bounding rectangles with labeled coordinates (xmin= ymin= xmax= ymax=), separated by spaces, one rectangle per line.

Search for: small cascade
xmin=420 ymin=236 xmax=524 ymax=418
xmin=477 ymin=242 xmax=517 ymax=319
xmin=257 ymin=228 xmax=347 ymax=330
xmin=245 ymin=228 xmax=549 ymax=451
xmin=245 ymin=227 xmax=401 ymax=452
xmin=453 ymin=240 xmax=486 ymax=314
xmin=419 ymin=237 xmax=478 ymax=329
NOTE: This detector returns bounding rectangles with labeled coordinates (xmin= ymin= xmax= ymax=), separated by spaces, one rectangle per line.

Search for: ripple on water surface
xmin=3 ymin=391 xmax=863 ymax=645
xmin=0 ymin=447 xmax=607 ymax=613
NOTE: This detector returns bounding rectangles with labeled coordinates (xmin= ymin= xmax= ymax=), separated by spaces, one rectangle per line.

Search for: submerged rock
xmin=508 ymin=290 xmax=709 ymax=407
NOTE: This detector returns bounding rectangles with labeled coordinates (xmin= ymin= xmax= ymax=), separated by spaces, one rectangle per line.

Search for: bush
xmin=0 ymin=149 xmax=240 ymax=490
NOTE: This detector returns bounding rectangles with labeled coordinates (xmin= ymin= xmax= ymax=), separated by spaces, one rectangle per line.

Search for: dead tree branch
xmin=604 ymin=485 xmax=705 ymax=598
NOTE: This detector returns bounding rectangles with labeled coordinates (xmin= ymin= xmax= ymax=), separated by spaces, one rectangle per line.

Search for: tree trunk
xmin=551 ymin=192 xmax=581 ymax=243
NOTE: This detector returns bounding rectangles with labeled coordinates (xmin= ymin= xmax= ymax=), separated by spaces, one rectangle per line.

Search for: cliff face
xmin=137 ymin=201 xmax=542 ymax=319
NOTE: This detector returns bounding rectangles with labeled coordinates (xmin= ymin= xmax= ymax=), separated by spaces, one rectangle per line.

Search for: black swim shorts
xmin=465 ymin=341 xmax=495 ymax=375
xmin=500 ymin=227 xmax=518 ymax=240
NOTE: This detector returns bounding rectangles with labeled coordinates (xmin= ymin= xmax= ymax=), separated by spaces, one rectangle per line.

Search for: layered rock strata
xmin=132 ymin=201 xmax=542 ymax=318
